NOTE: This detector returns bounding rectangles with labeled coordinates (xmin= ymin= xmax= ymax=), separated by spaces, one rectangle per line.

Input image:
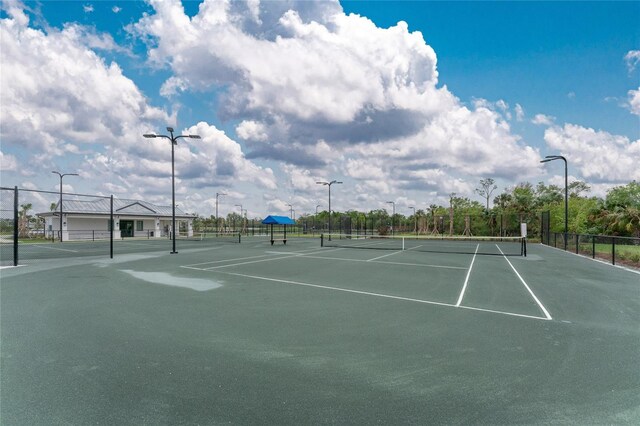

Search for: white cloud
xmin=624 ymin=50 xmax=640 ymax=73
xmin=544 ymin=124 xmax=640 ymax=183
xmin=130 ymin=0 xmax=540 ymax=211
xmin=0 ymin=12 xmax=171 ymax=162
xmin=514 ymin=103 xmax=524 ymax=121
xmin=532 ymin=114 xmax=555 ymax=126
xmin=112 ymin=6 xmax=122 ymax=14
xmin=0 ymin=151 xmax=17 ymax=171
xmin=627 ymin=88 xmax=640 ymax=116
xmin=83 ymin=4 xmax=93 ymax=13
xmin=236 ymin=120 xmax=268 ymax=142
xmin=132 ymin=0 xmax=444 ymax=127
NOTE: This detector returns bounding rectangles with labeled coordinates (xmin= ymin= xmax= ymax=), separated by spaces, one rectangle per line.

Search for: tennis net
xmin=176 ymin=231 xmax=241 ymax=243
xmin=320 ymin=234 xmax=526 ymax=256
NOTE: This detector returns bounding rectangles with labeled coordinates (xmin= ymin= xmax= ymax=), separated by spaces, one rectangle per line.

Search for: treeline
xmin=191 ymin=180 xmax=639 ymax=239
xmin=307 ymin=179 xmax=640 ymax=238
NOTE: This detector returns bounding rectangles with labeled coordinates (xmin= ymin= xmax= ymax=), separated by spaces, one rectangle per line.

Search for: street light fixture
xmin=215 ymin=192 xmax=226 ymax=233
xmin=144 ymin=127 xmax=201 ymax=254
xmin=51 ymin=171 xmax=79 ymax=242
xmin=409 ymin=206 xmax=416 ymax=235
xmin=540 ymin=155 xmax=568 ymax=250
xmin=287 ymin=203 xmax=293 ymax=219
xmin=386 ymin=201 xmax=395 ymax=235
xmin=316 ymin=180 xmax=342 ymax=237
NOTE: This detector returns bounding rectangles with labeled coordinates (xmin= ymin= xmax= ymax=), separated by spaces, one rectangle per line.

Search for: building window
xmin=136 ymin=220 xmax=144 ymax=231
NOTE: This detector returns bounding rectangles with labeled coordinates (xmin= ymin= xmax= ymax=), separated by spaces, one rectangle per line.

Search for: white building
xmin=38 ymin=198 xmax=196 ymax=241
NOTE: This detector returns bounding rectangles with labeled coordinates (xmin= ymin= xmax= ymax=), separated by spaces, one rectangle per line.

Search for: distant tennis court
xmin=1 ymin=236 xmax=638 ymax=424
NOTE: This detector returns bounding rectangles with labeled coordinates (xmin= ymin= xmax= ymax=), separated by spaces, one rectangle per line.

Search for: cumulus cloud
xmin=236 ymin=120 xmax=268 ymax=142
xmin=81 ymin=121 xmax=277 ymax=210
xmin=514 ymin=103 xmax=524 ymax=121
xmin=0 ymin=10 xmax=170 ymax=159
xmin=532 ymin=114 xmax=555 ymax=126
xmin=0 ymin=151 xmax=18 ymax=171
xmin=624 ymin=50 xmax=640 ymax=73
xmin=627 ymin=88 xmax=640 ymax=116
xmin=129 ymin=0 xmax=540 ymax=207
xmin=544 ymin=124 xmax=640 ymax=183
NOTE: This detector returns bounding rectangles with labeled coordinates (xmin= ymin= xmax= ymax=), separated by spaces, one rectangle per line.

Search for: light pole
xmin=51 ymin=171 xmax=79 ymax=242
xmin=316 ymin=180 xmax=342 ymax=237
xmin=386 ymin=201 xmax=395 ymax=235
xmin=541 ymin=155 xmax=568 ymax=250
xmin=215 ymin=192 xmax=226 ymax=233
xmin=144 ymin=127 xmax=201 ymax=254
xmin=314 ymin=204 xmax=321 ymax=235
xmin=287 ymin=203 xmax=293 ymax=219
xmin=234 ymin=204 xmax=242 ymax=233
xmin=409 ymin=206 xmax=416 ymax=235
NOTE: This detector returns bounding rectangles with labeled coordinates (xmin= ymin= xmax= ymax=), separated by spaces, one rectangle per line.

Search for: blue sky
xmin=1 ymin=0 xmax=639 ymax=218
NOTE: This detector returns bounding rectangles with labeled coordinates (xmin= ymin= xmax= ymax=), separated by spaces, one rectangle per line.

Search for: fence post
xmin=575 ymin=234 xmax=579 ymax=254
xmin=13 ymin=186 xmax=18 ymax=266
xmin=592 ymin=236 xmax=595 ymax=259
xmin=110 ymin=195 xmax=114 ymax=259
xmin=611 ymin=237 xmax=615 ymax=265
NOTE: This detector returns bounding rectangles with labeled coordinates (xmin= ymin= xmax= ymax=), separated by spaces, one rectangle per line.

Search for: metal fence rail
xmin=542 ymin=229 xmax=640 ymax=269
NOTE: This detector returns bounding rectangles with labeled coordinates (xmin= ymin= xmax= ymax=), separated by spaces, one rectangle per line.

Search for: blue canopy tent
xmin=262 ymin=215 xmax=295 ymax=245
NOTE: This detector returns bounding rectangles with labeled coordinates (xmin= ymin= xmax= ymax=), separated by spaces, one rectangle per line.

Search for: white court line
xmin=215 ymin=271 xmax=551 ymax=321
xmin=23 ymin=245 xmax=79 ymax=253
xmin=497 ymin=245 xmax=553 ymax=320
xmin=367 ymin=250 xmax=404 ymax=262
xmin=184 ymin=254 xmax=272 ymax=267
xmin=188 ymin=248 xmax=335 ymax=271
xmin=181 ymin=247 xmax=345 ymax=270
xmin=455 ymin=243 xmax=479 ymax=306
xmin=366 ymin=243 xmax=425 ymax=262
xmin=457 ymin=305 xmax=550 ymax=321
xmin=302 ymin=254 xmax=466 ymax=270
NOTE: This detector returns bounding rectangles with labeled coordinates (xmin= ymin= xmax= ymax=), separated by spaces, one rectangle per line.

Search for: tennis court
xmin=1 ymin=236 xmax=639 ymax=424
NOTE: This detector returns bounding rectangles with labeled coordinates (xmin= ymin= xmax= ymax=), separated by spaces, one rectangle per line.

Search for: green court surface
xmin=1 ymin=237 xmax=639 ymax=424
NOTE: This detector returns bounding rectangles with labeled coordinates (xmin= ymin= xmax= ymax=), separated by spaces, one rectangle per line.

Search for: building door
xmin=121 ymin=220 xmax=134 ymax=237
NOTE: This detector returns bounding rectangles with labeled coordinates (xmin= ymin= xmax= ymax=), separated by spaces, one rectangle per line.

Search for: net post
xmin=522 ymin=237 xmax=527 ymax=257
xmin=13 ymin=186 xmax=18 ymax=266
xmin=402 ymin=236 xmax=405 ymax=250
xmin=238 ymin=232 xmax=241 ymax=244
xmin=321 ymin=233 xmax=324 ymax=247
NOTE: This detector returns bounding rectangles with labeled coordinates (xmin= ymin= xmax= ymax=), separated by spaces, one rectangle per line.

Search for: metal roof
xmin=42 ymin=198 xmax=195 ymax=217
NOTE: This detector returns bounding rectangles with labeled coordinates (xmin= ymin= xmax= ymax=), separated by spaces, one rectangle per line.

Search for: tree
xmin=18 ymin=203 xmax=33 ymax=238
xmin=475 ymin=178 xmax=498 ymax=211
xmin=604 ymin=181 xmax=640 ymax=210
xmin=568 ymin=181 xmax=591 ymax=198
xmin=535 ymin=182 xmax=563 ymax=207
